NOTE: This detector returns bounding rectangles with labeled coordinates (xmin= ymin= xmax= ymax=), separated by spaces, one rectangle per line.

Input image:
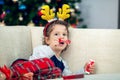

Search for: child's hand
xmin=23 ymin=72 xmax=33 ymax=80
xmin=84 ymin=60 xmax=95 ymax=74
xmin=88 ymin=63 xmax=95 ymax=74
xmin=0 ymin=72 xmax=6 ymax=80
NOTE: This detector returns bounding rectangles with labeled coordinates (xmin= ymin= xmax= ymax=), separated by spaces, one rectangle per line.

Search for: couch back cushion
xmin=63 ymin=28 xmax=120 ymax=74
xmin=30 ymin=27 xmax=120 ymax=74
xmin=30 ymin=27 xmax=44 ymax=48
xmin=0 ymin=26 xmax=32 ymax=66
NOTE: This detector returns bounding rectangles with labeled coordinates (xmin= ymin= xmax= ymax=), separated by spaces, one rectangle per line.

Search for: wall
xmin=80 ymin=0 xmax=118 ymax=29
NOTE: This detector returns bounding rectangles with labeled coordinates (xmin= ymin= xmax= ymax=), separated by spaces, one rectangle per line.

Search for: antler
xmin=41 ymin=5 xmax=55 ymax=22
xmin=57 ymin=4 xmax=71 ymax=20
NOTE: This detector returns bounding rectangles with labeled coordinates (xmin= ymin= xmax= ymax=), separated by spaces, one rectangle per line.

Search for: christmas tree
xmin=0 ymin=0 xmax=87 ymax=28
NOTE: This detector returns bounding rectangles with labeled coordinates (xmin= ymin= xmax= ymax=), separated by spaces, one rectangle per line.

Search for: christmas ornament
xmin=71 ymin=12 xmax=76 ymax=16
xmin=38 ymin=10 xmax=42 ymax=16
xmin=0 ymin=11 xmax=6 ymax=19
xmin=6 ymin=10 xmax=11 ymax=14
xmin=38 ymin=6 xmax=41 ymax=10
xmin=12 ymin=0 xmax=18 ymax=3
xmin=71 ymin=24 xmax=77 ymax=28
xmin=2 ymin=0 xmax=84 ymax=27
xmin=19 ymin=15 xmax=23 ymax=21
xmin=19 ymin=4 xmax=26 ymax=10
xmin=45 ymin=0 xmax=51 ymax=3
xmin=52 ymin=7 xmax=56 ymax=12
xmin=70 ymin=8 xmax=75 ymax=13
xmin=0 ymin=0 xmax=4 ymax=5
xmin=27 ymin=21 xmax=35 ymax=26
xmin=75 ymin=3 xmax=80 ymax=10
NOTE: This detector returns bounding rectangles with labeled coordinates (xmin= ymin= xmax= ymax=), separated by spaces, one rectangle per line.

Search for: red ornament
xmin=0 ymin=12 xmax=6 ymax=19
xmin=37 ymin=10 xmax=42 ymax=16
xmin=71 ymin=24 xmax=77 ymax=28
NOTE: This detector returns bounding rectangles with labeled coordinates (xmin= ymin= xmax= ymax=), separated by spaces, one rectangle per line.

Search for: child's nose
xmin=60 ymin=34 xmax=64 ymax=38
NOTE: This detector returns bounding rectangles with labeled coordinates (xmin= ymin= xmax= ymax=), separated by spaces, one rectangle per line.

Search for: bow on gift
xmin=59 ymin=38 xmax=71 ymax=45
xmin=0 ymin=65 xmax=11 ymax=79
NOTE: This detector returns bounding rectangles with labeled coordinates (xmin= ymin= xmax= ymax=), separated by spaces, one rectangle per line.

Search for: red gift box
xmin=63 ymin=74 xmax=84 ymax=79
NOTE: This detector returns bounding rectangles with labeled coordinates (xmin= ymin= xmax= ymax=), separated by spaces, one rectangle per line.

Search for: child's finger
xmin=89 ymin=64 xmax=95 ymax=74
xmin=23 ymin=72 xmax=33 ymax=80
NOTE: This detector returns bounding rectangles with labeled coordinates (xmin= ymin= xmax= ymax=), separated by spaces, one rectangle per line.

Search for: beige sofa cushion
xmin=64 ymin=28 xmax=120 ymax=74
xmin=0 ymin=26 xmax=32 ymax=66
xmin=30 ymin=27 xmax=44 ymax=48
xmin=30 ymin=27 xmax=120 ymax=74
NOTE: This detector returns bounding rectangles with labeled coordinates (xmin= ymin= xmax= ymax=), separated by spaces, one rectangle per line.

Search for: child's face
xmin=45 ymin=24 xmax=68 ymax=52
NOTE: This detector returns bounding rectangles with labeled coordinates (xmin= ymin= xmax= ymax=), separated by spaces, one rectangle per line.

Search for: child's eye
xmin=54 ymin=33 xmax=58 ymax=36
xmin=63 ymin=33 xmax=67 ymax=36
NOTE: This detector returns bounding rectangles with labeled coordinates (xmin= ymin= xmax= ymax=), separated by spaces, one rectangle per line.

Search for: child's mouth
xmin=59 ymin=38 xmax=71 ymax=45
xmin=59 ymin=38 xmax=64 ymax=45
xmin=59 ymin=42 xmax=64 ymax=45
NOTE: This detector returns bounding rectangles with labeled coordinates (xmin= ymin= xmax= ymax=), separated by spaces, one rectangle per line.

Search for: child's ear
xmin=45 ymin=37 xmax=50 ymax=45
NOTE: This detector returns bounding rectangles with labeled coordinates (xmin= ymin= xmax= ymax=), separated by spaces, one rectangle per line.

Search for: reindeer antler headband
xmin=40 ymin=4 xmax=71 ymax=37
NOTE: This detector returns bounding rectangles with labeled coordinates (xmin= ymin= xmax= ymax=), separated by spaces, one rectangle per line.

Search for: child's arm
xmin=62 ymin=59 xmax=95 ymax=76
xmin=62 ymin=60 xmax=73 ymax=76
xmin=29 ymin=45 xmax=55 ymax=60
xmin=76 ymin=60 xmax=95 ymax=75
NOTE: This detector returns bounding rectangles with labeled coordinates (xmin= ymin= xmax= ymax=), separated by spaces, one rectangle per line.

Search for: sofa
xmin=0 ymin=26 xmax=120 ymax=74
